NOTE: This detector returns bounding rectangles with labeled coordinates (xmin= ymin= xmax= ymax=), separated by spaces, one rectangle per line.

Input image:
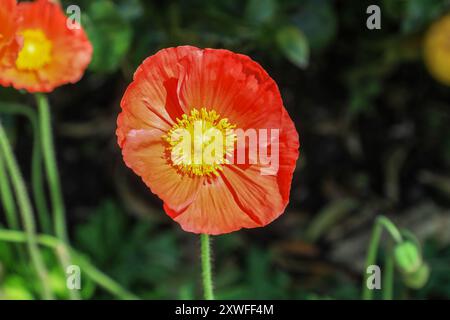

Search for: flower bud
xmin=394 ymin=241 xmax=422 ymax=274
xmin=402 ymin=263 xmax=430 ymax=289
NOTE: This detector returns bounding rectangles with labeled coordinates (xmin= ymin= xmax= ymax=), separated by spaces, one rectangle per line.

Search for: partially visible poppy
xmin=0 ymin=0 xmax=92 ymax=92
xmin=117 ymin=46 xmax=299 ymax=235
xmin=424 ymin=14 xmax=450 ymax=86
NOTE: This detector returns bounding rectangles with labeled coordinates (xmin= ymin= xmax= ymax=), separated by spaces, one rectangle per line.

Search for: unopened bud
xmin=402 ymin=263 xmax=430 ymax=289
xmin=394 ymin=241 xmax=422 ymax=274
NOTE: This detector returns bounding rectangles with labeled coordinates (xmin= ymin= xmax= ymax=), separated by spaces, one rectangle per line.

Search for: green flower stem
xmin=0 ymin=152 xmax=26 ymax=261
xmin=383 ymin=251 xmax=394 ymax=300
xmin=201 ymin=234 xmax=214 ymax=300
xmin=0 ymin=122 xmax=53 ymax=299
xmin=0 ymin=229 xmax=139 ymax=300
xmin=362 ymin=216 xmax=403 ymax=300
xmin=0 ymin=153 xmax=18 ymax=229
xmin=35 ymin=94 xmax=79 ymax=299
xmin=0 ymin=103 xmax=51 ymax=233
xmin=35 ymin=94 xmax=67 ymax=243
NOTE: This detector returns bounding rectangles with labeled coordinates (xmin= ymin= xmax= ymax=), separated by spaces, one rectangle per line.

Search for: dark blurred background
xmin=0 ymin=0 xmax=449 ymax=299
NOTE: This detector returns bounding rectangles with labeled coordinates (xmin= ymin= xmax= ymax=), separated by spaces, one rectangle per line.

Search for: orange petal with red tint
xmin=122 ymin=129 xmax=203 ymax=212
xmin=177 ymin=47 xmax=283 ymax=130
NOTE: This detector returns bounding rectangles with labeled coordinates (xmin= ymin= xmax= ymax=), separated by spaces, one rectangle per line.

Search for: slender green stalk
xmin=377 ymin=216 xmax=403 ymax=244
xmin=382 ymin=251 xmax=394 ymax=300
xmin=0 ymin=153 xmax=18 ymax=229
xmin=0 ymin=103 xmax=51 ymax=233
xmin=55 ymin=242 xmax=80 ymax=300
xmin=363 ymin=219 xmax=383 ymax=300
xmin=0 ymin=122 xmax=53 ymax=299
xmin=362 ymin=216 xmax=403 ymax=300
xmin=35 ymin=94 xmax=67 ymax=242
xmin=200 ymin=234 xmax=214 ymax=300
xmin=0 ymin=229 xmax=139 ymax=300
xmin=0 ymin=152 xmax=26 ymax=261
xmin=35 ymin=94 xmax=79 ymax=299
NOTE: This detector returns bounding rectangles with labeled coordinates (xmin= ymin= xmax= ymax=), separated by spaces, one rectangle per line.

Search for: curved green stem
xmin=35 ymin=94 xmax=67 ymax=243
xmin=0 ymin=229 xmax=139 ymax=300
xmin=0 ymin=153 xmax=18 ymax=229
xmin=362 ymin=216 xmax=403 ymax=300
xmin=377 ymin=216 xmax=403 ymax=244
xmin=0 ymin=122 xmax=53 ymax=299
xmin=0 ymin=103 xmax=51 ymax=233
xmin=200 ymin=234 xmax=214 ymax=300
xmin=0 ymin=152 xmax=26 ymax=261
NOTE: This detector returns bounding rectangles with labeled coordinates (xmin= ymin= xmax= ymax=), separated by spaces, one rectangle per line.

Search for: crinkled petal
xmin=122 ymin=129 xmax=202 ymax=212
xmin=117 ymin=47 xmax=201 ymax=146
xmin=167 ymin=176 xmax=261 ymax=235
xmin=177 ymin=48 xmax=283 ymax=130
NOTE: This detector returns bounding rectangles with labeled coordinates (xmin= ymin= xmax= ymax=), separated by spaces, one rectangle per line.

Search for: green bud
xmin=402 ymin=263 xmax=430 ymax=289
xmin=394 ymin=241 xmax=422 ymax=274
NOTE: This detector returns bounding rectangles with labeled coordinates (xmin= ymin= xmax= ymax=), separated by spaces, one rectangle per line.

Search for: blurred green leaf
xmin=276 ymin=26 xmax=309 ymax=69
xmin=1 ymin=276 xmax=34 ymax=300
xmin=114 ymin=0 xmax=144 ymax=21
xmin=245 ymin=0 xmax=276 ymax=26
xmin=401 ymin=0 xmax=449 ymax=33
xmin=292 ymin=0 xmax=336 ymax=50
xmin=84 ymin=0 xmax=132 ymax=73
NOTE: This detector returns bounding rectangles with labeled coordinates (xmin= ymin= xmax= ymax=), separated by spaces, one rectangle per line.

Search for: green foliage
xmin=75 ymin=200 xmax=184 ymax=298
xmin=276 ymin=26 xmax=309 ymax=69
xmin=82 ymin=0 xmax=132 ymax=73
xmin=400 ymin=0 xmax=449 ymax=33
xmin=245 ymin=0 xmax=277 ymax=26
xmin=292 ymin=0 xmax=336 ymax=51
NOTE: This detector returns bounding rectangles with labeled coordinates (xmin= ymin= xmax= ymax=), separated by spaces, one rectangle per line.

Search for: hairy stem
xmin=201 ymin=234 xmax=214 ymax=300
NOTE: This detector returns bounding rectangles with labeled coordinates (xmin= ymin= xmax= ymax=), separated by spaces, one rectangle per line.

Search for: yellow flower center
xmin=163 ymin=108 xmax=236 ymax=177
xmin=15 ymin=29 xmax=52 ymax=71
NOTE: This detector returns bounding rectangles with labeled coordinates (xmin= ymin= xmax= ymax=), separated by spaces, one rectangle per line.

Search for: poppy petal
xmin=277 ymin=108 xmax=300 ymax=202
xmin=169 ymin=176 xmax=261 ymax=235
xmin=0 ymin=0 xmax=17 ymax=52
xmin=117 ymin=47 xmax=201 ymax=146
xmin=220 ymin=165 xmax=285 ymax=227
xmin=122 ymin=128 xmax=202 ymax=212
xmin=177 ymin=47 xmax=283 ymax=130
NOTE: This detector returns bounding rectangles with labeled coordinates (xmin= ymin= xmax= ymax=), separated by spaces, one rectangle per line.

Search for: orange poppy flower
xmin=117 ymin=46 xmax=299 ymax=235
xmin=0 ymin=0 xmax=92 ymax=92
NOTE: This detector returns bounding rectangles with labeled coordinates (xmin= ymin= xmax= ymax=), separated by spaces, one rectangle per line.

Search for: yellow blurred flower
xmin=424 ymin=14 xmax=450 ymax=86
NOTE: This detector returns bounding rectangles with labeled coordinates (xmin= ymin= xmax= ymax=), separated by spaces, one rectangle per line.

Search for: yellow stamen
xmin=163 ymin=108 xmax=236 ymax=177
xmin=16 ymin=29 xmax=52 ymax=71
